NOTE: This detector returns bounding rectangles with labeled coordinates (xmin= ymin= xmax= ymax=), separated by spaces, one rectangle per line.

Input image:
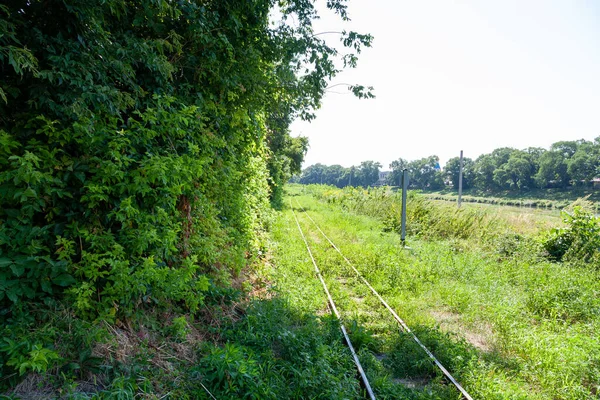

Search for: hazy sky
xmin=290 ymin=0 xmax=600 ymax=169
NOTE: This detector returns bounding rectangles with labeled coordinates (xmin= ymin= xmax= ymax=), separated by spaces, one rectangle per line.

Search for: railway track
xmin=290 ymin=199 xmax=474 ymax=400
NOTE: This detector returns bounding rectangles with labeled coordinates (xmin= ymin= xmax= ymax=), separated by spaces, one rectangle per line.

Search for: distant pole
xmin=349 ymin=169 xmax=352 ymax=186
xmin=458 ymin=150 xmax=464 ymax=208
xmin=401 ymin=169 xmax=408 ymax=244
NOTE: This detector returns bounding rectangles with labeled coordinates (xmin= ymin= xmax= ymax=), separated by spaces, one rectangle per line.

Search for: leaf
xmin=6 ymin=288 xmax=20 ymax=303
xmin=74 ymin=171 xmax=86 ymax=183
xmin=9 ymin=263 xmax=24 ymax=277
xmin=0 ymin=257 xmax=13 ymax=267
xmin=41 ymin=279 xmax=53 ymax=294
xmin=52 ymin=273 xmax=76 ymax=287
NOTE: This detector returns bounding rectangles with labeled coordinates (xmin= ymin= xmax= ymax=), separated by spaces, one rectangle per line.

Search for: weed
xmin=287 ymin=184 xmax=600 ymax=399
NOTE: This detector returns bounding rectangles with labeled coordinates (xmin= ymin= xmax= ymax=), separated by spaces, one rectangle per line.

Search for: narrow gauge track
xmin=290 ymin=202 xmax=377 ymax=400
xmin=291 ymin=199 xmax=474 ymax=400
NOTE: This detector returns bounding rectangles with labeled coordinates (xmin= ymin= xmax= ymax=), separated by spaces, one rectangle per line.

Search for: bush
xmin=541 ymin=206 xmax=600 ymax=264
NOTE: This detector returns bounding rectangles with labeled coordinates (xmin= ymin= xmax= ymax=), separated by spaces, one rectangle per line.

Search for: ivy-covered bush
xmin=0 ymin=0 xmax=372 ymax=318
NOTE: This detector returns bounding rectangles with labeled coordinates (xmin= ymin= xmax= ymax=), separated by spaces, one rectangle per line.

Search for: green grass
xmin=6 ymin=184 xmax=597 ymax=399
xmin=280 ymin=184 xmax=600 ymax=399
xmin=426 ymin=187 xmax=600 ymax=211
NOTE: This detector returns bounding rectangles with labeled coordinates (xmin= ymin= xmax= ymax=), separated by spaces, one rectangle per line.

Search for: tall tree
xmin=407 ymin=156 xmax=444 ymax=190
xmin=444 ymin=157 xmax=474 ymax=190
xmin=472 ymin=154 xmax=497 ymax=190
xmin=536 ymin=151 xmax=570 ymax=188
xmin=387 ymin=158 xmax=409 ymax=186
xmin=550 ymin=140 xmax=586 ymax=158
xmin=299 ymin=164 xmax=327 ymax=184
xmin=493 ymin=151 xmax=534 ymax=189
xmin=356 ymin=160 xmax=382 ymax=187
xmin=568 ymin=142 xmax=600 ymax=185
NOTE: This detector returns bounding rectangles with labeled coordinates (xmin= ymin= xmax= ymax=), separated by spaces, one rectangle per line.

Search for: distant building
xmin=376 ymin=171 xmax=391 ymax=186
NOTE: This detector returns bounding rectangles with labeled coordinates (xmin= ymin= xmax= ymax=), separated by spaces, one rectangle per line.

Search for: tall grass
xmin=290 ymin=184 xmax=600 ymax=399
xmin=312 ymin=186 xmax=506 ymax=242
xmin=425 ymin=193 xmax=568 ymax=209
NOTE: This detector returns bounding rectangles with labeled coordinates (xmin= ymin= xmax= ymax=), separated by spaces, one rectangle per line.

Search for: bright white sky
xmin=290 ymin=0 xmax=600 ymax=169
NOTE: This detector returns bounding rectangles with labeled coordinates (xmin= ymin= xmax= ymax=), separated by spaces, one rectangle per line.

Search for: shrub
xmin=541 ymin=206 xmax=600 ymax=264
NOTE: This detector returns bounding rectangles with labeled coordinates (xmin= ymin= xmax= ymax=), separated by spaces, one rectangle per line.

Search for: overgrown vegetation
xmin=286 ymin=184 xmax=600 ymax=399
xmin=541 ymin=203 xmax=600 ymax=264
xmin=312 ymin=186 xmax=507 ymax=242
xmin=0 ymin=0 xmax=374 ymax=396
xmin=425 ymin=193 xmax=567 ymax=210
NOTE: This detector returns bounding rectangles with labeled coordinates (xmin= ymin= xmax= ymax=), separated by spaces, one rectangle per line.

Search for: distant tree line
xmin=295 ymin=138 xmax=600 ymax=191
xmin=294 ymin=160 xmax=383 ymax=187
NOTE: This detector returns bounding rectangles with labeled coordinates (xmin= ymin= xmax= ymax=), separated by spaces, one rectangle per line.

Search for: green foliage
xmin=316 ymin=186 xmax=503 ymax=241
xmin=0 ymin=339 xmax=60 ymax=376
xmin=197 ymin=343 xmax=266 ymax=399
xmin=444 ymin=156 xmax=474 ymax=190
xmin=194 ymin=301 xmax=361 ymax=399
xmin=387 ymin=157 xmax=409 ymax=186
xmin=493 ymin=150 xmax=535 ymax=189
xmin=356 ymin=160 xmax=383 ymax=187
xmin=291 ymin=185 xmax=600 ymax=399
xmin=526 ymin=271 xmax=600 ymax=322
xmin=406 ymin=156 xmax=444 ymax=190
xmin=425 ymin=192 xmax=565 ymax=210
xmin=169 ymin=316 xmax=191 ymax=341
xmin=386 ymin=328 xmax=475 ymax=380
xmin=536 ymin=150 xmax=570 ymax=188
xmin=0 ymin=1 xmax=376 ymax=395
xmin=541 ymin=206 xmax=600 ymax=264
xmin=299 ymin=137 xmax=600 ymax=195
xmin=0 ymin=0 xmax=373 ymax=321
xmin=298 ymin=161 xmax=381 ymax=188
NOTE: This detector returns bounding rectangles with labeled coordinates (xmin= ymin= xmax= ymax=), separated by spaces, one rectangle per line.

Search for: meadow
xmin=425 ymin=189 xmax=600 ymax=214
xmin=261 ymin=184 xmax=600 ymax=399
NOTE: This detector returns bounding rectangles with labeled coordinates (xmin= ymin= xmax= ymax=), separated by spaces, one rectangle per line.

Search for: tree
xmin=407 ymin=156 xmax=444 ymax=190
xmin=550 ymin=140 xmax=586 ymax=158
xmin=356 ymin=160 xmax=382 ymax=187
xmin=472 ymin=148 xmax=517 ymax=190
xmin=324 ymin=164 xmax=348 ymax=187
xmin=524 ymin=147 xmax=546 ymax=177
xmin=536 ymin=151 xmax=570 ymax=188
xmin=493 ymin=151 xmax=534 ymax=189
xmin=490 ymin=147 xmax=516 ymax=166
xmin=568 ymin=143 xmax=600 ymax=186
xmin=300 ymin=164 xmax=327 ymax=184
xmin=472 ymin=154 xmax=497 ymax=190
xmin=387 ymin=158 xmax=408 ymax=186
xmin=444 ymin=157 xmax=474 ymax=190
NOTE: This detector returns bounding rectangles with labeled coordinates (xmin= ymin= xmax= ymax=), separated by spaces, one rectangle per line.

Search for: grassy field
xmin=430 ymin=187 xmax=600 ymax=203
xmin=429 ymin=199 xmax=563 ymax=234
xmin=258 ymin=184 xmax=600 ymax=399
xmin=425 ymin=188 xmax=600 ymax=214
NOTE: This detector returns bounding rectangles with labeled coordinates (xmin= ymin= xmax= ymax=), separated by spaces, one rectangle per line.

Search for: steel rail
xmin=290 ymin=202 xmax=377 ymax=400
xmin=295 ymin=199 xmax=474 ymax=400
